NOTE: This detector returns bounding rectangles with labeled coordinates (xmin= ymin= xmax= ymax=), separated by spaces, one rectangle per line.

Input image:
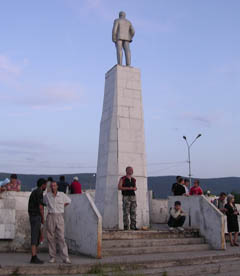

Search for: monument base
xmin=95 ymin=65 xmax=149 ymax=229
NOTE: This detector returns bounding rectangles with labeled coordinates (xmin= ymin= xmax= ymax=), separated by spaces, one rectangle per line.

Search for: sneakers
xmin=169 ymin=227 xmax=174 ymax=232
xmin=63 ymin=258 xmax=71 ymax=264
xmin=177 ymin=227 xmax=184 ymax=232
xmin=48 ymin=258 xmax=56 ymax=263
xmin=30 ymin=255 xmax=44 ymax=264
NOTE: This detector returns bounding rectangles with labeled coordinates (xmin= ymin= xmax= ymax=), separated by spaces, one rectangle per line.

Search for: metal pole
xmin=183 ymin=134 xmax=201 ymax=189
xmin=188 ymin=145 xmax=192 ymax=188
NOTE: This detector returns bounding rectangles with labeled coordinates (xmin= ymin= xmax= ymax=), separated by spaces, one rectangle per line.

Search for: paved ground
xmin=0 ymin=244 xmax=238 ymax=267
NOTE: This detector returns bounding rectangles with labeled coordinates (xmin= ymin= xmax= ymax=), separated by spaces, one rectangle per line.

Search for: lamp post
xmin=183 ymin=134 xmax=202 ymax=188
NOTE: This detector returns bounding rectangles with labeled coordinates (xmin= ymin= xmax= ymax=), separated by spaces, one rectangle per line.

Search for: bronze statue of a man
xmin=112 ymin=11 xmax=135 ymax=66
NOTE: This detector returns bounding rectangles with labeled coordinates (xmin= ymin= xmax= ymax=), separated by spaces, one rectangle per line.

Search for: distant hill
xmin=1 ymin=173 xmax=240 ymax=198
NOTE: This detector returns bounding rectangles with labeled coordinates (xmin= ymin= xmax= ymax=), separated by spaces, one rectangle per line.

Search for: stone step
xmin=107 ymin=258 xmax=240 ymax=276
xmin=102 ymin=229 xmax=200 ymax=240
xmin=102 ymin=237 xmax=205 ymax=249
xmin=102 ymin=243 xmax=210 ymax=256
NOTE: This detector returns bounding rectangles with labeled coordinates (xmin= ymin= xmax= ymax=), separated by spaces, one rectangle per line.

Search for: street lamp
xmin=183 ymin=134 xmax=202 ymax=188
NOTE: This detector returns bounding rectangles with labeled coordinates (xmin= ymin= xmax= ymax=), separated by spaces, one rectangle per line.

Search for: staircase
xmin=96 ymin=227 xmax=240 ymax=276
xmin=102 ymin=228 xmax=209 ymax=257
xmin=1 ymin=226 xmax=240 ymax=276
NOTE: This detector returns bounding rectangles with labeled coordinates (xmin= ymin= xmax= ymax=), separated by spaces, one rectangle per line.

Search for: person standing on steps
xmin=118 ymin=166 xmax=137 ymax=230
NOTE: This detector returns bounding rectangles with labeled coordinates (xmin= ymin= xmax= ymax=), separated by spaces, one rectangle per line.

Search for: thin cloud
xmin=133 ymin=17 xmax=175 ymax=33
xmin=0 ymin=55 xmax=21 ymax=75
xmin=0 ymin=139 xmax=50 ymax=151
xmin=22 ymin=83 xmax=83 ymax=107
xmin=2 ymin=82 xmax=85 ymax=110
xmin=178 ymin=112 xmax=218 ymax=127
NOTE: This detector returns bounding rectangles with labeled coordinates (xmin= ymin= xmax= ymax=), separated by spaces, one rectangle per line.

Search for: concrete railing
xmin=149 ymin=191 xmax=168 ymax=224
xmin=64 ymin=193 xmax=102 ymax=258
xmin=168 ymin=195 xmax=226 ymax=250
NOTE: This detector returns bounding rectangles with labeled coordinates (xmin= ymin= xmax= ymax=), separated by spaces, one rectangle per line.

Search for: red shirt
xmin=189 ymin=186 xmax=203 ymax=195
xmin=70 ymin=181 xmax=82 ymax=194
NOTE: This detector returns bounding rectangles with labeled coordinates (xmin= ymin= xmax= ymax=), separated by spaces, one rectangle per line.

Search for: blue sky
xmin=0 ymin=0 xmax=239 ymax=178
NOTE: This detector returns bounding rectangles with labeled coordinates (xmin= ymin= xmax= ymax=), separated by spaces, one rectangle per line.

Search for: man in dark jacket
xmin=57 ymin=175 xmax=69 ymax=194
xmin=173 ymin=177 xmax=186 ymax=196
xmin=28 ymin=178 xmax=47 ymax=264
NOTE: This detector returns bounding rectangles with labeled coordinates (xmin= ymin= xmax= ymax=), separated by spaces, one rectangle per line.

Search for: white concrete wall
xmin=0 ymin=196 xmax=15 ymax=239
xmin=64 ymin=193 xmax=102 ymax=258
xmin=149 ymin=192 xmax=168 ymax=224
xmin=168 ymin=196 xmax=226 ymax=250
xmin=0 ymin=192 xmax=37 ymax=251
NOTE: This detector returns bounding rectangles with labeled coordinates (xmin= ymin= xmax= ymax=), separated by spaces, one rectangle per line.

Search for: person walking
xmin=44 ymin=181 xmax=71 ymax=264
xmin=225 ymin=194 xmax=239 ymax=246
xmin=28 ymin=178 xmax=47 ymax=264
xmin=70 ymin=176 xmax=82 ymax=194
xmin=118 ymin=166 xmax=137 ymax=230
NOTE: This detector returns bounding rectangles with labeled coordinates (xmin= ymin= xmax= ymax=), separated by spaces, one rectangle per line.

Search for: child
xmin=168 ymin=201 xmax=186 ymax=232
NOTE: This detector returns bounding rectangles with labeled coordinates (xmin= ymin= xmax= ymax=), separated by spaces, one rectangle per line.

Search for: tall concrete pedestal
xmin=95 ymin=65 xmax=149 ymax=230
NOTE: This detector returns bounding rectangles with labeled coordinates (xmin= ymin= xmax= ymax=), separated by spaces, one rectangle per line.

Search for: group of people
xmin=171 ymin=176 xmax=203 ymax=196
xmin=46 ymin=176 xmax=82 ymax=195
xmin=213 ymin=192 xmax=239 ymax=246
xmin=27 ymin=175 xmax=82 ymax=264
xmin=28 ymin=178 xmax=73 ymax=264
xmin=169 ymin=176 xmax=240 ymax=247
xmin=2 ymin=171 xmax=239 ymax=260
xmin=0 ymin=174 xmax=82 ymax=195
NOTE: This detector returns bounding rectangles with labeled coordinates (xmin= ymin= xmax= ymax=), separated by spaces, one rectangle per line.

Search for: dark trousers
xmin=29 ymin=215 xmax=41 ymax=246
xmin=168 ymin=215 xmax=185 ymax=228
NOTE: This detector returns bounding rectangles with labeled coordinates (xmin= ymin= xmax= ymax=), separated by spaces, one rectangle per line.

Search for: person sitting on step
xmin=168 ymin=201 xmax=186 ymax=232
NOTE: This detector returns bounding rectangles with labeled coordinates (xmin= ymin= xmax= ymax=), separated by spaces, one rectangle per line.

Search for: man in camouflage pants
xmin=118 ymin=167 xmax=137 ymax=230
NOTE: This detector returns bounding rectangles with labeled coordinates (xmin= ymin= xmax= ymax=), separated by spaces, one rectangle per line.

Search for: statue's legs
xmin=116 ymin=41 xmax=123 ymax=65
xmin=123 ymin=41 xmax=131 ymax=66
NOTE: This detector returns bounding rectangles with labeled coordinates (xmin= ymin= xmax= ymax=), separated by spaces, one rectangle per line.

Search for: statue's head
xmin=119 ymin=11 xmax=126 ymax=19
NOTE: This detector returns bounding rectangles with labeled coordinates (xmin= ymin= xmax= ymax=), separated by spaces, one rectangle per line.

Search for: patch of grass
xmin=162 ymin=272 xmax=168 ymax=276
xmin=87 ymin=264 xmax=105 ymax=274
